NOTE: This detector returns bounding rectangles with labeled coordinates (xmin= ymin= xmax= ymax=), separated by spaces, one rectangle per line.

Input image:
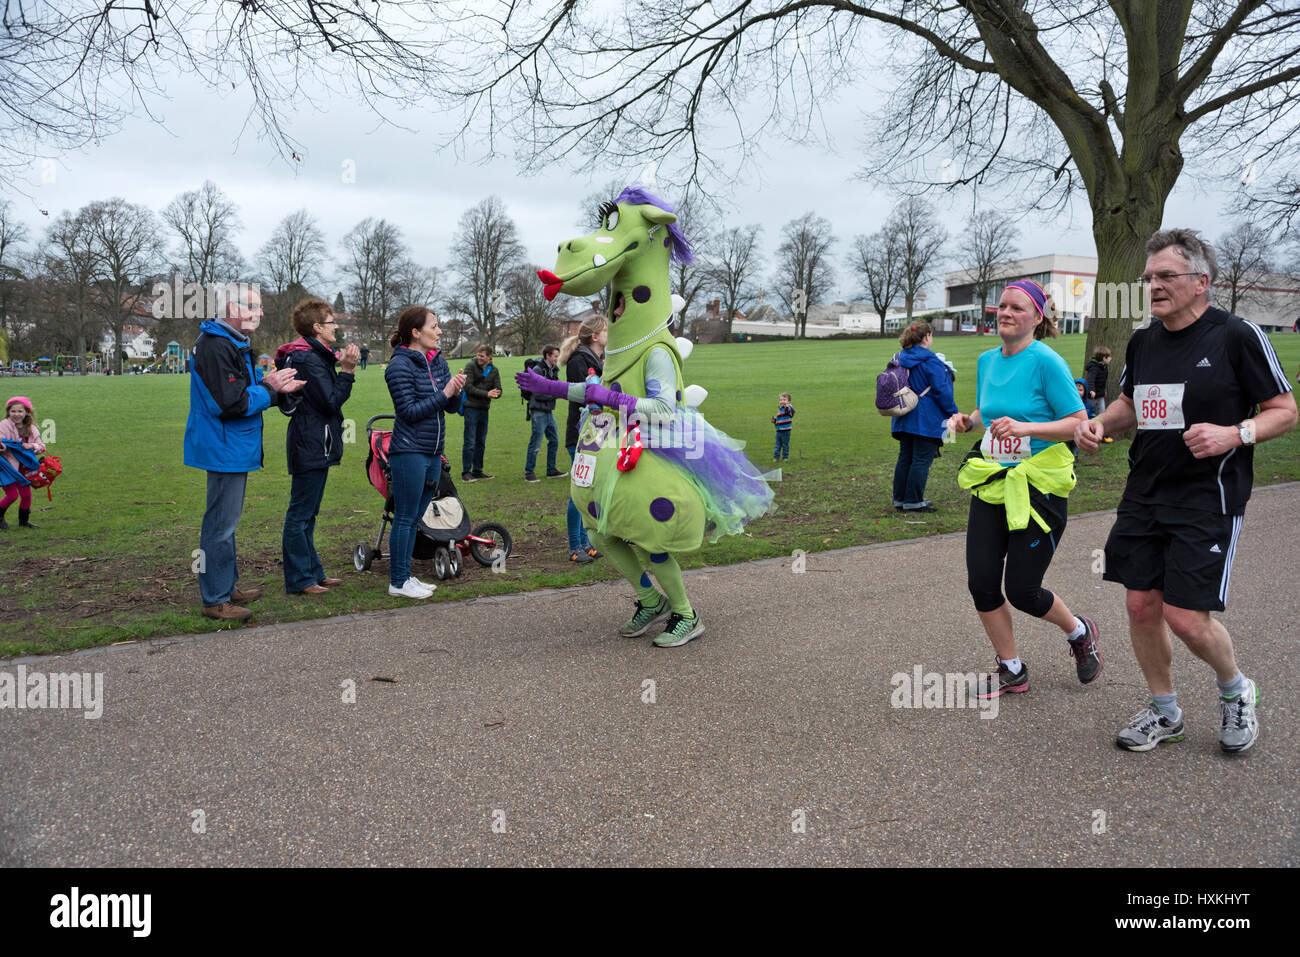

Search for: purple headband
xmin=1004 ymin=279 xmax=1046 ymax=318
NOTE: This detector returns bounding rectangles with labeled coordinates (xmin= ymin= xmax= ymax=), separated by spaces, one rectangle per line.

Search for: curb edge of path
xmin=13 ymin=481 xmax=1300 ymax=667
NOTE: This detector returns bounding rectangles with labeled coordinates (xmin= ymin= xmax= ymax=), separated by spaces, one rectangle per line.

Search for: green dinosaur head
xmin=537 ymin=188 xmax=693 ymax=354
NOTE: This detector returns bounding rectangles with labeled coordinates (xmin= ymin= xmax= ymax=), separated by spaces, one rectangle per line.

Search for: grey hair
xmin=1146 ymin=228 xmax=1219 ymax=285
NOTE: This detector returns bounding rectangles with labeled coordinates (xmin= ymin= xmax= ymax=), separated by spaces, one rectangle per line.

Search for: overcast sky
xmin=6 ymin=40 xmax=1243 ymax=312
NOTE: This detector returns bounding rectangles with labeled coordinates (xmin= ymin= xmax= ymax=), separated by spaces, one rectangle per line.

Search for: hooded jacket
xmin=564 ymin=343 xmax=604 ymax=448
xmin=385 ymin=345 xmax=453 ymax=456
xmin=890 ymin=345 xmax=959 ymax=441
xmin=183 ymin=320 xmax=272 ymax=473
xmin=276 ymin=336 xmax=355 ymax=474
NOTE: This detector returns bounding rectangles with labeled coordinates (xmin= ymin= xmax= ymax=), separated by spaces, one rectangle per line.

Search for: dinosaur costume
xmin=516 ymin=187 xmax=776 ymax=646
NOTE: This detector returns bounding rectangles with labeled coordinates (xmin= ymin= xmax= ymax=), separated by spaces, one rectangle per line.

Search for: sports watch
xmin=1237 ymin=420 xmax=1256 ymax=446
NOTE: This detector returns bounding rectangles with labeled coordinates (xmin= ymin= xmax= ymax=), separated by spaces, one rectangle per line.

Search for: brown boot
xmin=202 ymin=603 xmax=253 ymax=621
xmin=231 ymin=586 xmax=262 ymax=603
xmin=319 ymin=577 xmax=343 ymax=587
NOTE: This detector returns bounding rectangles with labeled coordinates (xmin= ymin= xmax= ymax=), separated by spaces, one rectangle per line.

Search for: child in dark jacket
xmin=772 ymin=393 xmax=795 ymax=460
xmin=1084 ymin=346 xmax=1111 ymax=416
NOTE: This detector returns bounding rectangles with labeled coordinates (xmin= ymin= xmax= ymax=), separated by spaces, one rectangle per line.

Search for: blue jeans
xmin=462 ymin=407 xmax=489 ymax=475
xmin=892 ymin=433 xmax=939 ymax=507
xmin=282 ymin=468 xmax=329 ymax=593
xmin=388 ymin=452 xmax=439 ymax=587
xmin=774 ymin=430 xmax=790 ymax=459
xmin=526 ymin=411 xmax=559 ymax=474
xmin=199 ymin=471 xmax=247 ymax=606
xmin=566 ymin=444 xmax=592 ymax=553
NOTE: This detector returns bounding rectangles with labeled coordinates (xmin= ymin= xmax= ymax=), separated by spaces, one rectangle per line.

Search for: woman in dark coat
xmin=560 ymin=315 xmax=607 ymax=563
xmin=278 ymin=298 xmax=359 ymax=594
xmin=383 ymin=307 xmax=466 ymax=599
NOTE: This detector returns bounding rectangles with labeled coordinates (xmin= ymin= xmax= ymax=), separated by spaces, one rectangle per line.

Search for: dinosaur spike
xmin=675 ymin=337 xmax=694 ymax=360
xmin=683 ymin=384 xmax=708 ymax=408
xmin=670 ymin=294 xmax=686 ymax=315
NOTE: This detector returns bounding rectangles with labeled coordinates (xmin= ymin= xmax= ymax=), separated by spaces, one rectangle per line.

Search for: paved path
xmin=3 ymin=486 xmax=1298 ymax=866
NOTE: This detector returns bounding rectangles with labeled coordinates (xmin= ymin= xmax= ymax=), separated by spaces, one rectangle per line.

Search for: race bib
xmin=571 ymin=452 xmax=597 ymax=488
xmin=1135 ymin=383 xmax=1186 ymax=430
xmin=981 ymin=430 xmax=1029 ymax=464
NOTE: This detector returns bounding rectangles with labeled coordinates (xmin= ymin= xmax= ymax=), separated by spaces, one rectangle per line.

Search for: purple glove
xmin=585 ymin=382 xmax=640 ymax=415
xmin=515 ymin=368 xmax=568 ymax=399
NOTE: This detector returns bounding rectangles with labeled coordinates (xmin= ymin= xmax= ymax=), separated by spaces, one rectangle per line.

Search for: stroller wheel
xmin=432 ymin=546 xmax=451 ymax=580
xmin=470 ymin=523 xmax=512 ymax=567
xmin=448 ymin=546 xmax=463 ymax=578
xmin=354 ymin=542 xmax=372 ymax=572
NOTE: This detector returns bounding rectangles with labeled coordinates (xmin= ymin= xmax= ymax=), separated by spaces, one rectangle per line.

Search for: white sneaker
xmin=409 ymin=576 xmax=435 ymax=591
xmin=389 ymin=578 xmax=434 ymax=599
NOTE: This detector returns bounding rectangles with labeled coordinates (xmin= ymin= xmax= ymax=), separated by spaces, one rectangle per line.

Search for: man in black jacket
xmin=461 ymin=344 xmax=501 ymax=481
xmin=276 ymin=298 xmax=359 ymax=595
xmin=524 ymin=345 xmax=564 ymax=481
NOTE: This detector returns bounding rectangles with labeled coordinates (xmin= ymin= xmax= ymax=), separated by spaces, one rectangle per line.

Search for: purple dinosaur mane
xmin=614 ymin=186 xmax=694 ymax=265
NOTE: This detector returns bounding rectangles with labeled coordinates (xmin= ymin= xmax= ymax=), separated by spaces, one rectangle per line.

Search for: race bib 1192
xmin=1135 ymin=383 xmax=1186 ymax=430
xmin=981 ymin=430 xmax=1029 ymax=464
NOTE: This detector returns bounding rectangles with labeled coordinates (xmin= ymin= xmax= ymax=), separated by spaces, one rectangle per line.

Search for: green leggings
xmin=589 ymin=531 xmax=693 ymax=616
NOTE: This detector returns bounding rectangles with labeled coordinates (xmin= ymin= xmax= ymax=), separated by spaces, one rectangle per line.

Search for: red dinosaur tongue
xmin=537 ymin=269 xmax=563 ymax=301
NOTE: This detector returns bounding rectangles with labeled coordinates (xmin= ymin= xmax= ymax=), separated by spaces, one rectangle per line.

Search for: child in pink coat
xmin=1 ymin=396 xmax=46 ymax=529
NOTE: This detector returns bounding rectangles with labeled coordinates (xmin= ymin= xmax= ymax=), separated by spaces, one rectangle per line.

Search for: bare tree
xmin=449 ymin=2 xmax=1300 ymax=399
xmin=84 ymin=198 xmax=166 ymax=374
xmin=41 ymin=209 xmax=102 ymax=371
xmin=162 ymin=181 xmax=245 ymax=284
xmin=849 ymin=231 xmax=905 ymax=337
xmin=446 ymin=196 xmax=525 ymax=348
xmin=705 ymin=224 xmax=763 ymax=339
xmin=391 ymin=259 xmax=440 ymax=317
xmin=670 ymin=194 xmax=708 ymax=328
xmin=340 ymin=218 xmax=407 ymax=344
xmin=0 ymin=2 xmax=444 ymax=193
xmin=774 ymin=213 xmax=836 ymax=338
xmin=885 ymin=198 xmax=947 ymax=323
xmin=257 ymin=210 xmax=328 ymax=295
xmin=1216 ymin=221 xmax=1274 ymax=315
xmin=501 ymin=265 xmax=561 ymax=356
xmin=0 ymin=201 xmax=30 ymax=333
xmin=955 ymin=210 xmax=1020 ymax=333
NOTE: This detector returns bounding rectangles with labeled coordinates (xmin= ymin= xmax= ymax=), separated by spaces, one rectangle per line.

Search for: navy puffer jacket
xmin=385 ymin=346 xmax=453 ymax=456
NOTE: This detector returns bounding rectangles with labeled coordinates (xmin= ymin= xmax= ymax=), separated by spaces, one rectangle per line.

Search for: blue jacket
xmin=184 ymin=320 xmax=273 ymax=473
xmin=891 ymin=345 xmax=959 ymax=441
xmin=385 ymin=346 xmax=453 ymax=456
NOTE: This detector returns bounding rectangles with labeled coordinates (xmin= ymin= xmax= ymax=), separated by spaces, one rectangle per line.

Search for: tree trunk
xmin=1085 ymin=192 xmax=1165 ymax=406
xmin=75 ymin=334 xmax=87 ymax=374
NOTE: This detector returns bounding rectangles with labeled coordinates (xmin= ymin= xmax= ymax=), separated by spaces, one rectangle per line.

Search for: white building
xmin=946 ymin=253 xmax=1300 ymax=333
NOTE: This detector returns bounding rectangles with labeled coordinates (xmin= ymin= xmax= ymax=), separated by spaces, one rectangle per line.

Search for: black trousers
xmin=965 ymin=493 xmax=1067 ymax=618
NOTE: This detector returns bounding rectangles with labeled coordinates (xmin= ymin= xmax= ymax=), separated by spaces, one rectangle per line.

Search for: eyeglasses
xmin=318 ymin=320 xmax=338 ymax=327
xmin=1135 ymin=271 xmax=1202 ymax=285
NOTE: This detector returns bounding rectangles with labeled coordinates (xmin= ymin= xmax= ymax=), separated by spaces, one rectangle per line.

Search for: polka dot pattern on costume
xmin=587 ymin=502 xmax=600 ymax=519
xmin=650 ymin=552 xmax=668 ymax=564
xmin=650 ymin=498 xmax=675 ymax=522
xmin=632 ymin=286 xmax=651 ymax=303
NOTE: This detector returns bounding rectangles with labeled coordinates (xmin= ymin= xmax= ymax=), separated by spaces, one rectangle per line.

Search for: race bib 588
xmin=1135 ymin=383 xmax=1186 ymax=430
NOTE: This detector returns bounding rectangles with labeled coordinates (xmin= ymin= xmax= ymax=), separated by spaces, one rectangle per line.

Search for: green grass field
xmin=3 ymin=333 xmax=1299 ymax=657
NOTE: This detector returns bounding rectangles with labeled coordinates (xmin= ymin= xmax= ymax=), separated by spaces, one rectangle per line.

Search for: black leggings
xmin=965 ymin=494 xmax=1067 ymax=618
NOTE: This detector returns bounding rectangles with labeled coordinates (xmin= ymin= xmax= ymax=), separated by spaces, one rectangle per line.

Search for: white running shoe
xmin=409 ymin=576 xmax=436 ymax=592
xmin=389 ymin=578 xmax=434 ymax=599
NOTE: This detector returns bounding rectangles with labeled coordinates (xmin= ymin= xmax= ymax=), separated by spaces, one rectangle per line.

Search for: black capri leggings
xmin=965 ymin=493 xmax=1067 ymax=618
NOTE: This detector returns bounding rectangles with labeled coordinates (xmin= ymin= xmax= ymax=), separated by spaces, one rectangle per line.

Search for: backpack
xmin=875 ymin=353 xmax=931 ymax=417
xmin=24 ymin=455 xmax=62 ymax=500
xmin=520 ymin=358 xmax=541 ymax=403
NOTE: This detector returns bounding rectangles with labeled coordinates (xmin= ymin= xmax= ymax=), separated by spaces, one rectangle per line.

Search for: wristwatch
xmin=1237 ymin=419 xmax=1256 ymax=446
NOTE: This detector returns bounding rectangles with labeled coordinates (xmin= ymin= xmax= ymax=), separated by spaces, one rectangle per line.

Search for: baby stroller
xmin=355 ymin=414 xmax=513 ymax=580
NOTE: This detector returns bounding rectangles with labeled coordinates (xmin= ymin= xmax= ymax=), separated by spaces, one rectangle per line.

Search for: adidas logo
xmin=1197 ymin=357 xmax=1212 ymax=367
xmin=1210 ymin=544 xmax=1222 ymax=553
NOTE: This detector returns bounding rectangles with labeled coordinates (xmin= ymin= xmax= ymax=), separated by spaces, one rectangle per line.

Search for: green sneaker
xmin=653 ymin=611 xmax=705 ymax=648
xmin=620 ymin=595 xmax=670 ymax=637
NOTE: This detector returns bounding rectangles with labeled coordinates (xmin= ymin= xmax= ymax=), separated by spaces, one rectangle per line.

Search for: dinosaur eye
xmin=598 ymin=201 xmax=619 ymax=231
